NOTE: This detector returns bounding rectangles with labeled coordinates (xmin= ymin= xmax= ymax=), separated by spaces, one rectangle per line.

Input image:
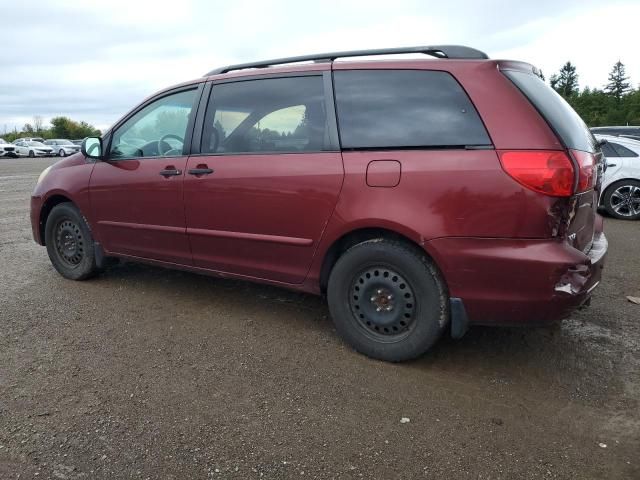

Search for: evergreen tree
xmin=605 ymin=61 xmax=631 ymax=103
xmin=552 ymin=62 xmax=579 ymax=98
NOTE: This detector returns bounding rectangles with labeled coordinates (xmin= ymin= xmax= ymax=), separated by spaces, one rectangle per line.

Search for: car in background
xmin=14 ymin=140 xmax=54 ymax=157
xmin=13 ymin=137 xmax=46 ymax=145
xmin=71 ymin=139 xmax=85 ymax=146
xmin=591 ymin=126 xmax=640 ymax=142
xmin=0 ymin=138 xmax=19 ymax=157
xmin=44 ymin=139 xmax=81 ymax=157
xmin=596 ymin=134 xmax=640 ymax=220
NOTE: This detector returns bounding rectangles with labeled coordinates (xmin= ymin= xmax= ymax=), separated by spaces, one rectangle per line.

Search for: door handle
xmin=188 ymin=168 xmax=214 ymax=176
xmin=159 ymin=168 xmax=182 ymax=177
xmin=606 ymin=163 xmax=617 ymax=167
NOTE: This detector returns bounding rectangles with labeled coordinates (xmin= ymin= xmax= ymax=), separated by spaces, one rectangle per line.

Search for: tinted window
xmin=110 ymin=89 xmax=197 ymax=159
xmin=600 ymin=143 xmax=618 ymax=157
xmin=504 ymin=70 xmax=596 ymax=153
xmin=202 ymin=76 xmax=329 ymax=154
xmin=333 ymin=70 xmax=491 ymax=149
xmin=610 ymin=142 xmax=639 ymax=157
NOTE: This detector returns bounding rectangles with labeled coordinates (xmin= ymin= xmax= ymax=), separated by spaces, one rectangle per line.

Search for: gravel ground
xmin=1 ymin=156 xmax=639 ymax=479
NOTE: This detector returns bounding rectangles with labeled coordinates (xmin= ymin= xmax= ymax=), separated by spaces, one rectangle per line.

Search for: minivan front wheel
xmin=45 ymin=202 xmax=99 ymax=280
xmin=327 ymin=239 xmax=448 ymax=362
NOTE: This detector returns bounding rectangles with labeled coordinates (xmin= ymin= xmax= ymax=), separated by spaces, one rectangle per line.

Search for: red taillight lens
xmin=571 ymin=149 xmax=596 ymax=193
xmin=499 ymin=150 xmax=575 ymax=197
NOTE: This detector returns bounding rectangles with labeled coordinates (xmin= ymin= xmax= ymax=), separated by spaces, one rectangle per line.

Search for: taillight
xmin=498 ymin=150 xmax=575 ymax=197
xmin=570 ymin=149 xmax=596 ymax=193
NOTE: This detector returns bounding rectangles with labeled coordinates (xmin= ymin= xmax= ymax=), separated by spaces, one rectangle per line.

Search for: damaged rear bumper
xmin=428 ymin=223 xmax=608 ymax=328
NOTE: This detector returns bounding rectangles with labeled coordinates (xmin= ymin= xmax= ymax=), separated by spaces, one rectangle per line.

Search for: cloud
xmin=1 ymin=0 xmax=638 ymax=133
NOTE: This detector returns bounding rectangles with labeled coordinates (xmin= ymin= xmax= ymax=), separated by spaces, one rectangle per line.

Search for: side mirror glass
xmin=82 ymin=137 xmax=103 ymax=159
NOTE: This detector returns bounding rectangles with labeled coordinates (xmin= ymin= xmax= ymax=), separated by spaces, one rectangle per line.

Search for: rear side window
xmin=600 ymin=143 xmax=618 ymax=157
xmin=503 ymin=70 xmax=597 ymax=153
xmin=610 ymin=142 xmax=639 ymax=158
xmin=333 ymin=70 xmax=491 ymax=149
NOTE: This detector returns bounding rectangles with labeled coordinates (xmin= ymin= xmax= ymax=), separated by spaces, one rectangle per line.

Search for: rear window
xmin=503 ymin=70 xmax=596 ymax=153
xmin=333 ymin=70 xmax=491 ymax=149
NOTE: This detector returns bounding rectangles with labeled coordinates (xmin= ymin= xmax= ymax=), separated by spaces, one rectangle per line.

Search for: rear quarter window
xmin=503 ymin=70 xmax=597 ymax=153
xmin=333 ymin=70 xmax=491 ymax=149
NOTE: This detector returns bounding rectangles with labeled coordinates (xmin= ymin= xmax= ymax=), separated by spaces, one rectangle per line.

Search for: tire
xmin=327 ymin=239 xmax=448 ymax=362
xmin=603 ymin=179 xmax=640 ymax=220
xmin=28 ymin=150 xmax=35 ymax=158
xmin=45 ymin=202 xmax=99 ymax=280
xmin=59 ymin=149 xmax=66 ymax=157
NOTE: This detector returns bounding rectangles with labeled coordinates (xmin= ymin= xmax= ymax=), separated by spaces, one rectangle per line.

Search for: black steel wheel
xmin=45 ymin=202 xmax=99 ymax=280
xmin=328 ymin=239 xmax=448 ymax=362
xmin=350 ymin=266 xmax=417 ymax=341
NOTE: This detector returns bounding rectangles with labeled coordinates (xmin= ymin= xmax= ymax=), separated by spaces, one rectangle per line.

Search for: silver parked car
xmin=44 ymin=139 xmax=81 ymax=157
xmin=14 ymin=141 xmax=54 ymax=157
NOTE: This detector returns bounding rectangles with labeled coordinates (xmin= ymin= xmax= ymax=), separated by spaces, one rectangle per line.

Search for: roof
xmin=204 ymin=45 xmax=489 ymax=77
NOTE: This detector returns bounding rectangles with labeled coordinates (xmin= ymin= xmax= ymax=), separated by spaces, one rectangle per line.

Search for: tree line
xmin=1 ymin=116 xmax=101 ymax=142
xmin=545 ymin=60 xmax=639 ymax=126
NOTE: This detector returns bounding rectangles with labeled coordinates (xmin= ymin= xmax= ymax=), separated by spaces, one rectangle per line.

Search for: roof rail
xmin=204 ymin=45 xmax=489 ymax=76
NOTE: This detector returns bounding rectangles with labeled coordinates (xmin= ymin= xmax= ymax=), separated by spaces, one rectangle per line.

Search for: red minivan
xmin=31 ymin=46 xmax=607 ymax=361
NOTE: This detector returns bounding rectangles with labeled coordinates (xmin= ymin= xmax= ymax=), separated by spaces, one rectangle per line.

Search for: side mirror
xmin=81 ymin=137 xmax=103 ymax=159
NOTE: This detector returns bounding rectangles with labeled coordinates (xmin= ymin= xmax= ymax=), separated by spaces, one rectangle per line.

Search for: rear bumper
xmin=428 ymin=223 xmax=607 ymax=326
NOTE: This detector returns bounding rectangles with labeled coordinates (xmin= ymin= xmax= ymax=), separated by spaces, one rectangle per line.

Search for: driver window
xmin=109 ymin=89 xmax=197 ymax=159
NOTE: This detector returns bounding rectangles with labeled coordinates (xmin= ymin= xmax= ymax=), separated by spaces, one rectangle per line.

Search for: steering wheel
xmin=158 ymin=134 xmax=184 ymax=156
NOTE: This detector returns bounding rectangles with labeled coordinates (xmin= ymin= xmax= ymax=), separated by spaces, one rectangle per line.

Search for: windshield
xmin=57 ymin=140 xmax=74 ymax=145
xmin=28 ymin=142 xmax=45 ymax=146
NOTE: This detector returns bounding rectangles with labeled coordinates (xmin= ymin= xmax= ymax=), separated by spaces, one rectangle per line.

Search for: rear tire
xmin=327 ymin=239 xmax=448 ymax=362
xmin=59 ymin=149 xmax=66 ymax=157
xmin=603 ymin=180 xmax=640 ymax=220
xmin=45 ymin=203 xmax=99 ymax=280
xmin=28 ymin=150 xmax=35 ymax=158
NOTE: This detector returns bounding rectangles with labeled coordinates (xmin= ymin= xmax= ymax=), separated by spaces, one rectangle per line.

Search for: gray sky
xmin=1 ymin=0 xmax=639 ymax=134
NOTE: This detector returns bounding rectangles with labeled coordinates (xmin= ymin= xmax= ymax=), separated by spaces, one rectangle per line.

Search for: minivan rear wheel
xmin=603 ymin=180 xmax=640 ymax=220
xmin=45 ymin=202 xmax=100 ymax=280
xmin=327 ymin=239 xmax=448 ymax=362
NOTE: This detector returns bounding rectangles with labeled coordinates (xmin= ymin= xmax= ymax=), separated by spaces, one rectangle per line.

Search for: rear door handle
xmin=606 ymin=163 xmax=617 ymax=167
xmin=159 ymin=168 xmax=182 ymax=177
xmin=188 ymin=168 xmax=214 ymax=176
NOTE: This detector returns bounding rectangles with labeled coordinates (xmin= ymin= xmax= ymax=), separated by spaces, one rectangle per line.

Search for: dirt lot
xmin=0 ymin=156 xmax=639 ymax=479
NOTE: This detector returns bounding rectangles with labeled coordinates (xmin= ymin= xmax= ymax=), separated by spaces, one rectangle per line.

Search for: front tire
xmin=59 ymin=149 xmax=66 ymax=157
xmin=603 ymin=180 xmax=640 ymax=220
xmin=45 ymin=203 xmax=99 ymax=280
xmin=327 ymin=239 xmax=448 ymax=362
xmin=28 ymin=150 xmax=35 ymax=158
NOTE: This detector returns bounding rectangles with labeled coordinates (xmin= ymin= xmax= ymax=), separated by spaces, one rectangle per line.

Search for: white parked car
xmin=596 ymin=134 xmax=640 ymax=220
xmin=0 ymin=138 xmax=19 ymax=157
xmin=44 ymin=139 xmax=81 ymax=157
xmin=13 ymin=140 xmax=54 ymax=158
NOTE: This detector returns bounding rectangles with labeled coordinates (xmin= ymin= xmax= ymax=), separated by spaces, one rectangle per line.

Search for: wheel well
xmin=318 ymin=228 xmax=428 ymax=293
xmin=39 ymin=195 xmax=72 ymax=245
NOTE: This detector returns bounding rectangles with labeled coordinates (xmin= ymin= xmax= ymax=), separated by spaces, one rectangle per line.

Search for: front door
xmin=90 ymin=87 xmax=200 ymax=264
xmin=184 ymin=75 xmax=343 ymax=284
